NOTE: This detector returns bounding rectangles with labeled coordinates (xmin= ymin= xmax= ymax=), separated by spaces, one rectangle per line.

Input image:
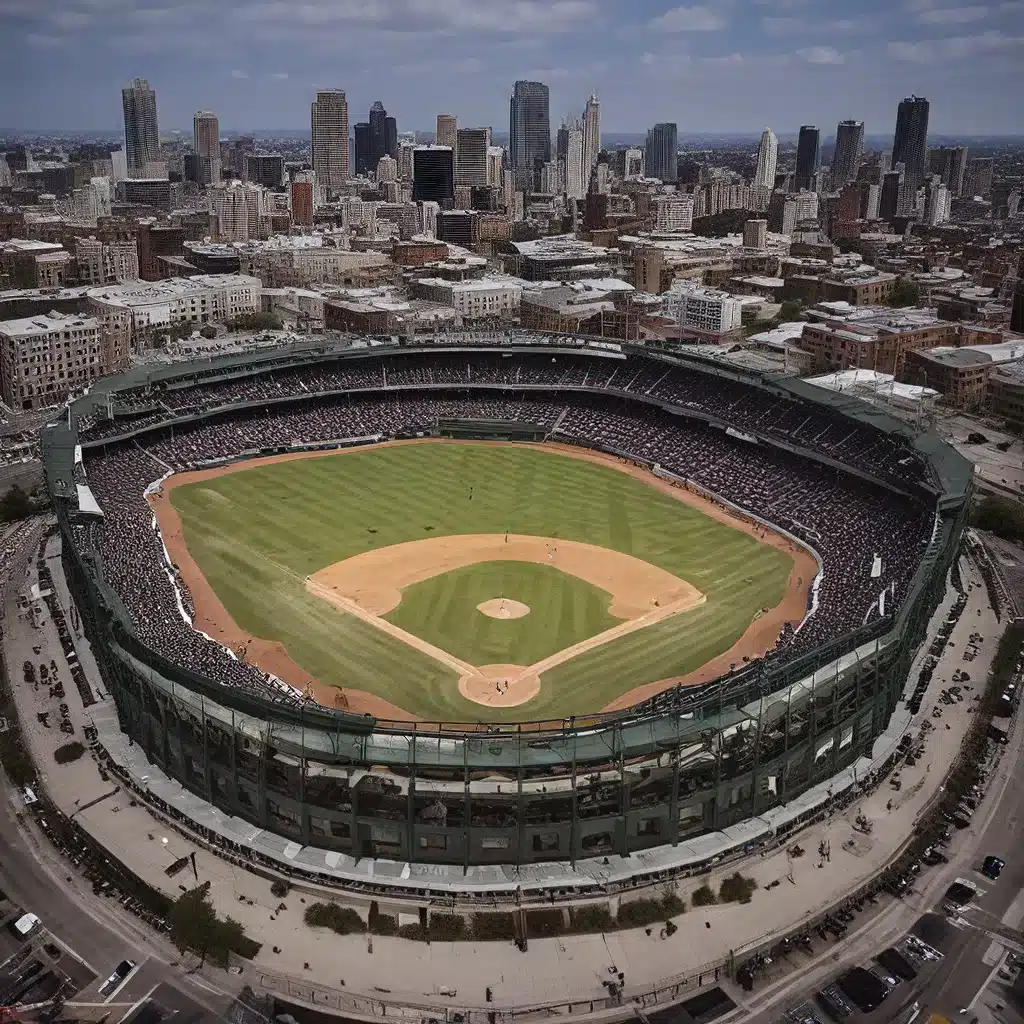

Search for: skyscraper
xmin=583 ymin=95 xmax=601 ymax=180
xmin=794 ymin=126 xmax=820 ymax=192
xmin=753 ymin=128 xmax=778 ymax=189
xmin=192 ymin=110 xmax=220 ymax=186
xmin=455 ymin=127 xmax=490 ymax=188
xmin=645 ymin=123 xmax=678 ymax=183
xmin=413 ymin=146 xmax=455 ymax=205
xmin=436 ymin=114 xmax=457 ymax=149
xmin=565 ymin=127 xmax=585 ymax=200
xmin=122 ymin=78 xmax=160 ymax=177
xmin=929 ymin=145 xmax=968 ymax=197
xmin=353 ymin=122 xmax=371 ymax=176
xmin=509 ymin=80 xmax=551 ymax=191
xmin=368 ymin=101 xmax=391 ymax=167
xmin=311 ymin=89 xmax=349 ymax=192
xmin=892 ymin=96 xmax=930 ymax=189
xmin=831 ymin=120 xmax=865 ymax=189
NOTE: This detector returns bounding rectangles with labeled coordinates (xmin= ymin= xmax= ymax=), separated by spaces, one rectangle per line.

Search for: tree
xmin=168 ymin=883 xmax=250 ymax=968
xmin=972 ymin=495 xmax=1024 ymax=543
xmin=887 ymin=279 xmax=920 ymax=308
xmin=0 ymin=484 xmax=33 ymax=523
xmin=224 ymin=312 xmax=283 ymax=332
xmin=773 ymin=300 xmax=804 ymax=325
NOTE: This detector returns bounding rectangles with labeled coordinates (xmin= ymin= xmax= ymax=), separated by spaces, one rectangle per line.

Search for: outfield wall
xmin=45 ymin=345 xmax=970 ymax=869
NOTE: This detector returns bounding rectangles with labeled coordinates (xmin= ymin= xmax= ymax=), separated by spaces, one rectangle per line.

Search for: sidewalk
xmin=1 ymin=543 xmax=1001 ymax=1011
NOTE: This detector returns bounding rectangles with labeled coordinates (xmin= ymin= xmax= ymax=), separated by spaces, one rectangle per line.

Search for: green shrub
xmin=616 ymin=892 xmax=684 ymax=929
xmin=54 ymin=741 xmax=86 ymax=765
xmin=471 ymin=912 xmax=517 ymax=941
xmin=719 ymin=872 xmax=757 ymax=904
xmin=526 ymin=909 xmax=565 ymax=937
xmin=370 ymin=914 xmax=398 ymax=935
xmin=398 ymin=923 xmax=425 ymax=940
xmin=269 ymin=880 xmax=290 ymax=899
xmin=428 ymin=914 xmax=466 ymax=941
xmin=569 ymin=905 xmax=614 ymax=933
xmin=692 ymin=884 xmax=718 ymax=907
xmin=303 ymin=903 xmax=366 ymax=935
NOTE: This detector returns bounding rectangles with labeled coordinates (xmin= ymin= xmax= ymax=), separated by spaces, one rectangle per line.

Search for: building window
xmin=532 ymin=832 xmax=559 ymax=853
xmin=419 ymin=834 xmax=447 ymax=851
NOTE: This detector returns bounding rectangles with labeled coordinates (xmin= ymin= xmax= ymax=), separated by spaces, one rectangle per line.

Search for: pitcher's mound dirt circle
xmin=478 ymin=599 xmax=531 ymax=620
xmin=459 ymin=664 xmax=541 ymax=707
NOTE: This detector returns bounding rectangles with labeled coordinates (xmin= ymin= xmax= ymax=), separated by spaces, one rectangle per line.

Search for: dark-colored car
xmin=817 ymin=985 xmax=855 ymax=1020
xmin=836 ymin=966 xmax=890 ymax=1013
xmin=875 ymin=946 xmax=918 ymax=981
xmin=982 ymin=856 xmax=1005 ymax=881
xmin=944 ymin=881 xmax=976 ymax=907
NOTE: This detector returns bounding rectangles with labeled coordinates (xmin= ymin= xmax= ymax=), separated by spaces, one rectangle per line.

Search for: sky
xmin=1 ymin=0 xmax=1022 ymax=136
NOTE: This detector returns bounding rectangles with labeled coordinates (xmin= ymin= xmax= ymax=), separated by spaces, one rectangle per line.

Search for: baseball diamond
xmin=43 ymin=335 xmax=972 ymax=871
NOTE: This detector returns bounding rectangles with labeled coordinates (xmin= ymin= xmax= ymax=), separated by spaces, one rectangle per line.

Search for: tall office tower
xmin=377 ymin=155 xmax=398 ymax=183
xmin=509 ymin=80 xmax=551 ymax=191
xmin=192 ymin=110 xmax=221 ymax=186
xmin=455 ymin=127 xmax=490 ymax=187
xmin=794 ymin=126 xmax=820 ymax=192
xmin=122 ymin=78 xmax=160 ymax=177
xmin=412 ymin=146 xmax=455 ymax=205
xmin=368 ymin=101 xmax=389 ymax=167
xmin=486 ymin=146 xmax=504 ymax=187
xmin=964 ymin=156 xmax=994 ymax=197
xmin=831 ymin=120 xmax=865 ymax=189
xmin=290 ymin=179 xmax=314 ymax=225
xmin=384 ymin=116 xmax=398 ymax=159
xmin=436 ymin=114 xmax=457 ymax=149
xmin=929 ymin=145 xmax=968 ymax=197
xmin=879 ymin=169 xmax=903 ymax=221
xmin=892 ymin=95 xmax=930 ymax=189
xmin=246 ymin=154 xmax=284 ymax=188
xmin=353 ymin=123 xmax=371 ymax=176
xmin=753 ymin=128 xmax=778 ymax=189
xmin=743 ymin=219 xmax=767 ymax=249
xmin=583 ymin=94 xmax=601 ymax=178
xmin=565 ymin=127 xmax=585 ymax=199
xmin=311 ymin=89 xmax=349 ymax=192
xmin=645 ymin=123 xmax=678 ymax=183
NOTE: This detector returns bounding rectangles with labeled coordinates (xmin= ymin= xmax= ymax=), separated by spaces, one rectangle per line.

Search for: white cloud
xmin=796 ymin=45 xmax=844 ymax=63
xmin=25 ymin=32 xmax=66 ymax=47
xmin=230 ymin=68 xmax=249 ymax=79
xmin=270 ymin=71 xmax=289 ymax=79
xmin=888 ymin=29 xmax=1021 ymax=58
xmin=649 ymin=5 xmax=726 ymax=31
xmin=919 ymin=5 xmax=991 ymax=22
xmin=640 ymin=51 xmax=657 ymax=64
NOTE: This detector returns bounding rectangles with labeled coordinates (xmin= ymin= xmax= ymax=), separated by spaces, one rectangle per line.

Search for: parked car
xmin=875 ymin=946 xmax=918 ymax=981
xmin=836 ymin=966 xmax=890 ymax=1013
xmin=981 ymin=856 xmax=1006 ymax=881
xmin=98 ymin=959 xmax=137 ymax=998
xmin=817 ymin=985 xmax=856 ymax=1020
xmin=8 ymin=912 xmax=40 ymax=938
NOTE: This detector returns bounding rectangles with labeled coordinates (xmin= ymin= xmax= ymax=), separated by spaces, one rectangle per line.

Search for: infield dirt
xmin=149 ymin=439 xmax=816 ymax=722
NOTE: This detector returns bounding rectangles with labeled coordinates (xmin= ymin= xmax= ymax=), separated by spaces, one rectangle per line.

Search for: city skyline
xmin=1 ymin=0 xmax=1023 ymax=135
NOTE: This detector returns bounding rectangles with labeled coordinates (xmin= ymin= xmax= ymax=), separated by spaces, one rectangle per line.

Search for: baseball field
xmin=153 ymin=441 xmax=814 ymax=722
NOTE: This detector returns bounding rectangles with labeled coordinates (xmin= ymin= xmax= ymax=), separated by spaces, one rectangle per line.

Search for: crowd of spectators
xmin=79 ymin=350 xmax=929 ymax=487
xmin=80 ymin=380 xmax=934 ymax=713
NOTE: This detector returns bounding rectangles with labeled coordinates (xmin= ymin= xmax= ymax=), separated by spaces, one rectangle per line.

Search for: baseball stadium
xmin=41 ymin=332 xmax=971 ymax=891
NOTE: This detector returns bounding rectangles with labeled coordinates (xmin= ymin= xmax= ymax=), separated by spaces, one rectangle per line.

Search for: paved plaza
xmin=2 ymin=533 xmax=1004 ymax=1011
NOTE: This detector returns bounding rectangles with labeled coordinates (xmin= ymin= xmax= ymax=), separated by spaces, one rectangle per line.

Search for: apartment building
xmin=74 ymin=237 xmax=139 ymax=286
xmin=0 ymin=311 xmax=126 ymax=409
xmin=662 ymin=279 xmax=743 ymax=334
xmin=412 ymin=276 xmax=522 ymax=319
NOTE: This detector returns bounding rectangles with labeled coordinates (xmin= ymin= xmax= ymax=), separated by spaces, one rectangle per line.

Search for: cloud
xmin=796 ymin=45 xmax=845 ymax=63
xmin=230 ymin=68 xmax=249 ymax=79
xmin=919 ymin=5 xmax=991 ymax=22
xmin=763 ymin=15 xmax=868 ymax=34
xmin=649 ymin=5 xmax=726 ymax=31
xmin=887 ymin=29 xmax=1021 ymax=58
xmin=270 ymin=71 xmax=289 ymax=79
xmin=25 ymin=32 xmax=66 ymax=47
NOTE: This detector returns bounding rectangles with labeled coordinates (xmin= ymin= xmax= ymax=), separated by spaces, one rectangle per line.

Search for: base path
xmin=150 ymin=438 xmax=816 ymax=721
xmin=308 ymin=533 xmax=702 ymax=619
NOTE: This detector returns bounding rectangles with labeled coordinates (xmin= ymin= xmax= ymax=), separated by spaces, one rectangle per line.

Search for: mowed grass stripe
xmin=171 ymin=443 xmax=792 ymax=719
xmin=385 ymin=561 xmax=621 ymax=666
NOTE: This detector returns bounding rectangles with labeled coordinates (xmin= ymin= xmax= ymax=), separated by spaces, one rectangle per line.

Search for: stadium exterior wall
xmin=46 ymin=343 xmax=969 ymax=869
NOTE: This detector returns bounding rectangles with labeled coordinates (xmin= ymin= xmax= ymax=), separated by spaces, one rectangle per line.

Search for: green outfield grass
xmin=385 ymin=560 xmax=622 ymax=666
xmin=170 ymin=442 xmax=793 ymax=720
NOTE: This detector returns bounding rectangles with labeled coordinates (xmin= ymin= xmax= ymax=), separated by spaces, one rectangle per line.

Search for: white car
xmin=9 ymin=912 xmax=40 ymax=937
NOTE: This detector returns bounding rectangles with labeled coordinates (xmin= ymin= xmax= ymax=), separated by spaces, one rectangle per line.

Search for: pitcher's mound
xmin=477 ymin=598 xmax=530 ymax=620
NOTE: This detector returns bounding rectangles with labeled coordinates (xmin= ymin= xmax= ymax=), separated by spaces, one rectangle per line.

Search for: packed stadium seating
xmin=82 ymin=373 xmax=934 ymax=712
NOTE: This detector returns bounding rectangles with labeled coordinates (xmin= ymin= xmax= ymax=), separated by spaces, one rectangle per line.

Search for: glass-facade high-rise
xmin=509 ymin=80 xmax=551 ymax=191
xmin=794 ymin=126 xmax=820 ymax=191
xmin=122 ymin=78 xmax=160 ymax=177
xmin=831 ymin=120 xmax=865 ymax=189
xmin=892 ymin=96 xmax=930 ymax=189
xmin=645 ymin=122 xmax=678 ymax=183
